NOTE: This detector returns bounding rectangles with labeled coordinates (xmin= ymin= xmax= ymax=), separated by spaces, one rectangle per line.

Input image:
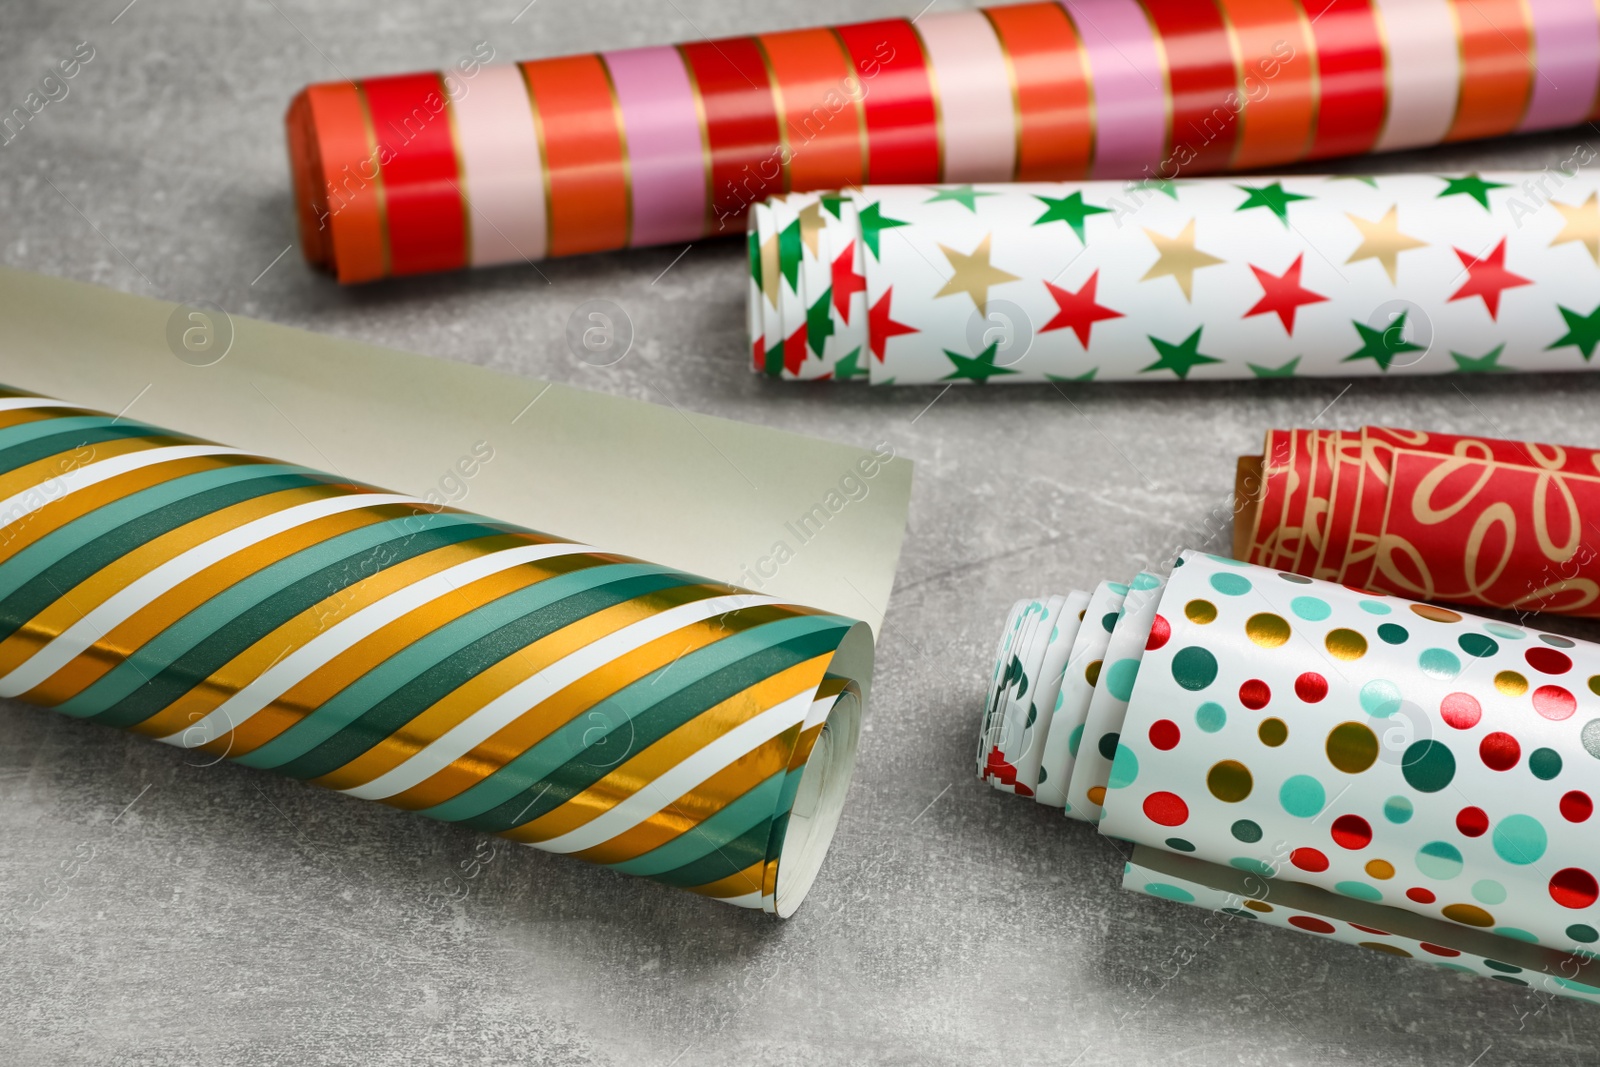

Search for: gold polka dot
xmin=1326 ymin=721 xmax=1379 ymax=773
xmin=1206 ymin=760 xmax=1254 ymax=802
xmin=1243 ymin=899 xmax=1273 ymax=913
xmin=1087 ymin=785 xmax=1106 ymax=806
xmin=1360 ymin=942 xmax=1412 ymax=958
xmin=1086 ymin=660 xmax=1102 ymax=686
xmin=1495 ymin=670 xmax=1528 ymax=697
xmin=1246 ymin=612 xmax=1291 ymax=648
xmin=1325 ymin=628 xmax=1368 ymax=660
xmin=1411 ymin=604 xmax=1463 ymax=624
xmin=1365 ymin=859 xmax=1395 ymax=880
xmin=1185 ymin=599 xmax=1217 ymax=624
xmin=1442 ymin=903 xmax=1494 ymax=928
xmin=1258 ymin=718 xmax=1288 ymax=747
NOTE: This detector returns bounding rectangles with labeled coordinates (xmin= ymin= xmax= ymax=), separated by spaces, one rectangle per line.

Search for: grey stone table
xmin=5 ymin=1 xmax=1600 ymax=1064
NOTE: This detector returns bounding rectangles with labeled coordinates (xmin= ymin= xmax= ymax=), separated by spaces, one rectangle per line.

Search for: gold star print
xmin=934 ymin=234 xmax=1020 ymax=316
xmin=1345 ymin=206 xmax=1427 ymax=284
xmin=1140 ymin=220 xmax=1224 ymax=301
xmin=798 ymin=200 xmax=824 ymax=259
xmin=1552 ymin=192 xmax=1600 ymax=266
xmin=761 ymin=234 xmax=781 ymax=309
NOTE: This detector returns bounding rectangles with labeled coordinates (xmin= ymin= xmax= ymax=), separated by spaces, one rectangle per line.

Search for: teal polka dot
xmin=1054 ymin=689 xmax=1064 ymax=711
xmin=1485 ymin=622 xmax=1526 ymax=640
xmin=1107 ymin=745 xmax=1139 ymax=789
xmin=1402 ymin=740 xmax=1456 ymax=793
xmin=1101 ymin=611 xmax=1119 ymax=633
xmin=1068 ymin=723 xmax=1084 ymax=758
xmin=1530 ymin=748 xmax=1562 ymax=780
xmin=1383 ymin=795 xmax=1414 ymax=824
xmin=1483 ymin=959 xmax=1524 ymax=974
xmin=1473 ymin=879 xmax=1508 ymax=905
xmin=1335 ymin=881 xmax=1383 ymax=902
xmin=1458 ymin=633 xmax=1499 ymax=659
xmin=1418 ymin=648 xmax=1462 ymax=679
xmin=1568 ymin=923 xmax=1599 ymax=944
xmin=1165 ymin=837 xmax=1195 ymax=853
xmin=1416 ymin=840 xmax=1465 ymax=880
xmin=1291 ymin=596 xmax=1332 ymax=621
xmin=1494 ymin=927 xmax=1539 ymax=944
xmin=1142 ymin=882 xmax=1196 ymax=903
xmin=1196 ymin=702 xmax=1227 ymax=733
xmin=1097 ymin=732 xmax=1120 ymax=761
xmin=1037 ymin=766 xmax=1048 ymax=784
xmin=1359 ymin=600 xmax=1392 ymax=615
xmin=1492 ymin=814 xmax=1548 ymax=865
xmin=1229 ymin=857 xmax=1276 ymax=878
xmin=1222 ymin=908 xmax=1258 ymax=920
xmin=1359 ymin=679 xmax=1403 ymax=717
xmin=1279 ymin=774 xmax=1326 ymax=818
xmin=1133 ymin=572 xmax=1163 ymax=591
xmin=1105 ymin=658 xmax=1141 ymax=702
xmin=1377 ymin=623 xmax=1410 ymax=645
xmin=1231 ymin=819 xmax=1263 ymax=843
xmin=1171 ymin=646 xmax=1219 ymax=691
xmin=1209 ymin=554 xmax=1250 ymax=567
xmin=1210 ymin=572 xmax=1253 ymax=596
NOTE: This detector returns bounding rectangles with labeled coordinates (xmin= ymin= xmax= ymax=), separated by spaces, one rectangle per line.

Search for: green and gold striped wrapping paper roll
xmin=0 ymin=386 xmax=873 ymax=916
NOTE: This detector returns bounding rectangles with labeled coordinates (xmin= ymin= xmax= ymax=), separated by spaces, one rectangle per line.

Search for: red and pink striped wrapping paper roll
xmin=286 ymin=1 xmax=1600 ymax=284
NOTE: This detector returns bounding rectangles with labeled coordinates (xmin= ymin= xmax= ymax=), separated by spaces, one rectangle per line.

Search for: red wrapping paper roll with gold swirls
xmin=1236 ymin=427 xmax=1600 ymax=618
xmin=285 ymin=0 xmax=1600 ymax=283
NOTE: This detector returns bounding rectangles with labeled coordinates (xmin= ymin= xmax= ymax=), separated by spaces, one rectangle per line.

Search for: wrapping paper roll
xmin=1237 ymin=426 xmax=1600 ymax=618
xmin=749 ymin=169 xmax=1600 ymax=382
xmin=287 ymin=2 xmax=1600 ymax=282
xmin=0 ymin=388 xmax=874 ymax=916
xmin=980 ymin=551 xmax=1600 ymax=1002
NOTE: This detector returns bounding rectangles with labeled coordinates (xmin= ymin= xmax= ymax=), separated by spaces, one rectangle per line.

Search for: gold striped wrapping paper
xmin=0 ymin=388 xmax=873 ymax=916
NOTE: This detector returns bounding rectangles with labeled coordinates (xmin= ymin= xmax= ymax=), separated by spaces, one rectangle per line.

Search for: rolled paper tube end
xmin=773 ymin=684 xmax=863 ymax=918
xmin=1233 ymin=454 xmax=1264 ymax=562
xmin=284 ymin=88 xmax=333 ymax=275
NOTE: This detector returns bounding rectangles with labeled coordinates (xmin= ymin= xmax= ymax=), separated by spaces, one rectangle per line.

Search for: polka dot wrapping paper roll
xmin=750 ymin=168 xmax=1600 ymax=382
xmin=0 ymin=388 xmax=874 ymax=917
xmin=1237 ymin=427 xmax=1600 ymax=618
xmin=287 ymin=1 xmax=1600 ymax=283
xmin=981 ymin=551 xmax=1600 ymax=1003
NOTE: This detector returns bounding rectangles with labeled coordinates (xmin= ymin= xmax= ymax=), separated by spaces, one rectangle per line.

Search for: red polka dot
xmin=1440 ymin=692 xmax=1482 ymax=730
xmin=1561 ymin=791 xmax=1593 ymax=823
xmin=1456 ymin=806 xmax=1489 ymax=837
xmin=1291 ymin=847 xmax=1329 ymax=872
xmin=1288 ymin=915 xmax=1337 ymax=934
xmin=1149 ymin=719 xmax=1181 ymax=751
xmin=1420 ymin=943 xmax=1461 ymax=957
xmin=1407 ymin=887 xmax=1437 ymax=904
xmin=1143 ymin=791 xmax=1189 ymax=826
xmin=1147 ymin=614 xmax=1171 ymax=651
xmin=1331 ymin=814 xmax=1373 ymax=850
xmin=1239 ymin=679 xmax=1271 ymax=710
xmin=1533 ymin=685 xmax=1577 ymax=721
xmin=1350 ymin=923 xmax=1391 ymax=936
xmin=1550 ymin=868 xmax=1600 ymax=910
xmin=1479 ymin=731 xmax=1521 ymax=771
xmin=1526 ymin=647 xmax=1573 ymax=675
xmin=1295 ymin=672 xmax=1328 ymax=703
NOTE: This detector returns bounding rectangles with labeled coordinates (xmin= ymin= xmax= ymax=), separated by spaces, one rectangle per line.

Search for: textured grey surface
xmin=5 ymin=1 xmax=1600 ymax=1064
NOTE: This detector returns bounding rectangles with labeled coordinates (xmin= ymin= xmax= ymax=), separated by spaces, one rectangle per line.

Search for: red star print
xmin=1244 ymin=254 xmax=1327 ymax=333
xmin=1449 ymin=239 xmax=1531 ymax=320
xmin=1040 ymin=270 xmax=1124 ymax=347
xmin=868 ymin=287 xmax=918 ymax=362
xmin=783 ymin=323 xmax=808 ymax=376
xmin=831 ymin=243 xmax=867 ymax=324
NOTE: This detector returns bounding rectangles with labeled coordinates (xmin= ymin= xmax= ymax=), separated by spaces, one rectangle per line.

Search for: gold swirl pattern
xmin=1238 ymin=425 xmax=1600 ymax=617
